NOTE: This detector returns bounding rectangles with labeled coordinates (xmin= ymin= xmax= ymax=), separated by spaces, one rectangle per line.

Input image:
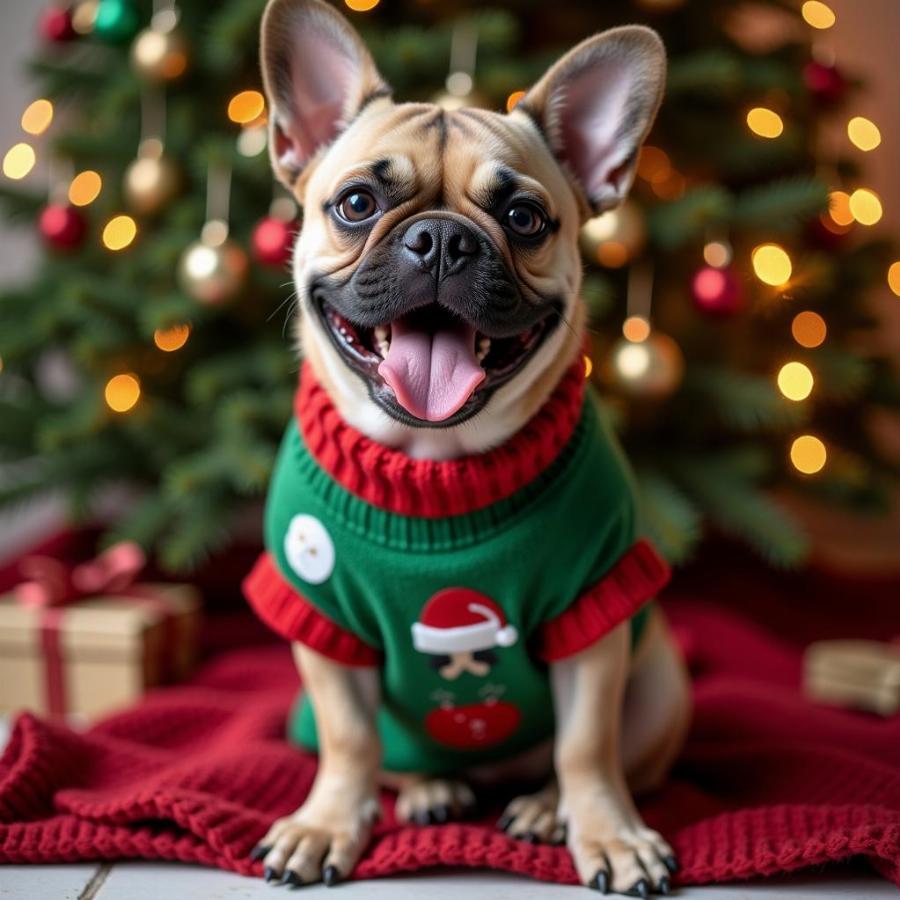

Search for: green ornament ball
xmin=94 ymin=0 xmax=140 ymax=44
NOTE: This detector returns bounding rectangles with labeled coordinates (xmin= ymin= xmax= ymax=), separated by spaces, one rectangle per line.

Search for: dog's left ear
xmin=518 ymin=26 xmax=665 ymax=215
xmin=260 ymin=0 xmax=390 ymax=187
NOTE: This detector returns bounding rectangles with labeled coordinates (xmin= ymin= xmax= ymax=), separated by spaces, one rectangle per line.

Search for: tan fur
xmin=255 ymin=1 xmax=688 ymax=892
xmin=292 ymin=98 xmax=585 ymax=457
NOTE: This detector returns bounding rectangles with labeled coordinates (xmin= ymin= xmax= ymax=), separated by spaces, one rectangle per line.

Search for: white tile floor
xmin=0 ymin=863 xmax=894 ymax=899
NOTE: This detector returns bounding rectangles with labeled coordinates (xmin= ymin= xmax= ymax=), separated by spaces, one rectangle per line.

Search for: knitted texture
xmin=1 ymin=546 xmax=899 ymax=888
xmin=295 ymin=358 xmax=585 ymax=518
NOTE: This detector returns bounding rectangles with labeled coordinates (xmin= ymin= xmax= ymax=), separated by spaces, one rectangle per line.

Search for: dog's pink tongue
xmin=378 ymin=317 xmax=485 ymax=422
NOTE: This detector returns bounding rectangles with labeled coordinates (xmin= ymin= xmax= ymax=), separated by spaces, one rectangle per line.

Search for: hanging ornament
xmin=252 ymin=202 xmax=298 ymax=268
xmin=39 ymin=6 xmax=77 ymax=43
xmin=608 ymin=332 xmax=684 ymax=399
xmin=123 ymin=90 xmax=180 ymax=216
xmin=39 ymin=202 xmax=87 ymax=251
xmin=580 ymin=200 xmax=646 ymax=269
xmin=179 ymin=228 xmax=248 ymax=305
xmin=131 ymin=3 xmax=189 ymax=83
xmin=431 ymin=22 xmax=489 ymax=110
xmin=94 ymin=0 xmax=140 ymax=44
xmin=691 ymin=265 xmax=745 ymax=317
xmin=803 ymin=60 xmax=845 ymax=104
xmin=124 ymin=139 xmax=180 ymax=215
xmin=178 ymin=161 xmax=248 ymax=305
xmin=71 ymin=0 xmax=99 ymax=35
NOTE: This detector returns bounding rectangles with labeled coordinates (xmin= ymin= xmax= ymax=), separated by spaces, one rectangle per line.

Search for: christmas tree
xmin=0 ymin=0 xmax=896 ymax=572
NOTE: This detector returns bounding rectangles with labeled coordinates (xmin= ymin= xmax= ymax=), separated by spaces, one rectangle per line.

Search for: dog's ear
xmin=260 ymin=0 xmax=390 ymax=187
xmin=518 ymin=26 xmax=665 ymax=214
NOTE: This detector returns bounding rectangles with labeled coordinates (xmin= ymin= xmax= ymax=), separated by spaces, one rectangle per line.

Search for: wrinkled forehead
xmin=303 ymin=100 xmax=573 ymax=215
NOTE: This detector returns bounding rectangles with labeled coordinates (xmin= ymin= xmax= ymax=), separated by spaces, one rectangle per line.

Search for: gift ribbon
xmin=13 ymin=542 xmax=177 ymax=718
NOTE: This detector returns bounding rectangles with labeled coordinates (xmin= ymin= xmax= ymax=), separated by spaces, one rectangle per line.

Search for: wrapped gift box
xmin=0 ymin=542 xmax=201 ymax=720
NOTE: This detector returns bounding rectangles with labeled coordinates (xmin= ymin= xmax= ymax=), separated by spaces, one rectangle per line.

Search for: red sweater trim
xmin=538 ymin=539 xmax=671 ymax=662
xmin=242 ymin=553 xmax=382 ymax=667
xmin=295 ymin=358 xmax=586 ymax=518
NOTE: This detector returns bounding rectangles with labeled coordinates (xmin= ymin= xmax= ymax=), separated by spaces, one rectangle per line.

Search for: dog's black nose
xmin=402 ymin=218 xmax=479 ymax=277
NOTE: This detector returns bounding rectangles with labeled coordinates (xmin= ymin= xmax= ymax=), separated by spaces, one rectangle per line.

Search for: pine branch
xmin=684 ymin=367 xmax=808 ymax=433
xmin=669 ymin=454 xmax=810 ymax=568
xmin=733 ymin=177 xmax=829 ymax=230
xmin=649 ymin=186 xmax=732 ymax=250
xmin=635 ymin=471 xmax=702 ymax=565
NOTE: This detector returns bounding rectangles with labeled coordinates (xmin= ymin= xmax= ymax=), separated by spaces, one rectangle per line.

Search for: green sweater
xmin=245 ymin=364 xmax=669 ymax=775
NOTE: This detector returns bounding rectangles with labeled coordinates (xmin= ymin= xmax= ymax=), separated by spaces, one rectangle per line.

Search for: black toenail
xmin=251 ymin=844 xmax=270 ymax=861
xmin=413 ymin=809 xmax=430 ymax=826
xmin=659 ymin=875 xmax=670 ymax=895
xmin=663 ymin=855 xmax=679 ymax=874
xmin=523 ymin=831 xmax=539 ymax=844
xmin=323 ymin=865 xmax=340 ymax=887
xmin=591 ymin=870 xmax=609 ymax=894
xmin=496 ymin=813 xmax=514 ymax=831
xmin=282 ymin=870 xmax=303 ymax=887
xmin=432 ymin=804 xmax=450 ymax=823
xmin=627 ymin=879 xmax=649 ymax=899
xmin=264 ymin=866 xmax=278 ymax=883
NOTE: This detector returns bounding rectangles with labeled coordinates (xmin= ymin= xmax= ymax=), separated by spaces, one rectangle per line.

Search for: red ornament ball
xmin=803 ymin=60 xmax=846 ymax=104
xmin=691 ymin=265 xmax=744 ymax=317
xmin=39 ymin=203 xmax=87 ymax=250
xmin=39 ymin=6 xmax=76 ymax=43
xmin=252 ymin=216 xmax=296 ymax=267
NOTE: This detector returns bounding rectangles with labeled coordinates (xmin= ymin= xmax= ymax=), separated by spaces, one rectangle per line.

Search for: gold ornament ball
xmin=131 ymin=25 xmax=189 ymax=82
xmin=580 ymin=199 xmax=647 ymax=268
xmin=123 ymin=153 xmax=180 ymax=215
xmin=178 ymin=239 xmax=249 ymax=306
xmin=608 ymin=332 xmax=684 ymax=398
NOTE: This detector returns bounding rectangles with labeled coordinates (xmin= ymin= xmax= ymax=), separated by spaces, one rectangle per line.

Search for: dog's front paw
xmin=251 ymin=795 xmax=379 ymax=887
xmin=395 ymin=777 xmax=476 ymax=825
xmin=496 ymin=781 xmax=565 ymax=844
xmin=567 ymin=818 xmax=676 ymax=897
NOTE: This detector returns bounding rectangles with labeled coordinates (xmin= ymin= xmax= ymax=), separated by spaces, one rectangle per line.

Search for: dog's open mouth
xmin=320 ymin=302 xmax=554 ymax=425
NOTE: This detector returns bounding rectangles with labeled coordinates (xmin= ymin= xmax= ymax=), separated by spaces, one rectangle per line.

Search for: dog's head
xmin=261 ymin=0 xmax=665 ymax=454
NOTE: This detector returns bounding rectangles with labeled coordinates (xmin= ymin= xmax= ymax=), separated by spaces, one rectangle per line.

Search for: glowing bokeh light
xmin=21 ymin=99 xmax=54 ymax=136
xmin=153 ymin=323 xmax=191 ymax=352
xmin=888 ymin=261 xmax=900 ymax=297
xmin=791 ymin=311 xmax=827 ymax=348
xmin=622 ymin=315 xmax=651 ymax=343
xmin=848 ymin=188 xmax=882 ymax=226
xmin=777 ymin=361 xmax=814 ymax=401
xmin=227 ymin=90 xmax=265 ymax=125
xmin=102 ymin=215 xmax=138 ymax=251
xmin=801 ymin=1 xmax=836 ymax=29
xmin=105 ymin=373 xmax=141 ymax=413
xmin=506 ymin=90 xmax=526 ymax=112
xmin=752 ymin=243 xmax=792 ymax=286
xmin=791 ymin=435 xmax=827 ymax=474
xmin=847 ymin=116 xmax=881 ymax=151
xmin=746 ymin=107 xmax=784 ymax=139
xmin=3 ymin=143 xmax=36 ymax=180
xmin=68 ymin=170 xmax=102 ymax=206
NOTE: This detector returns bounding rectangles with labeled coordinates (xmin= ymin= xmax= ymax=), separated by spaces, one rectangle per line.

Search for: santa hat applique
xmin=412 ymin=587 xmax=518 ymax=655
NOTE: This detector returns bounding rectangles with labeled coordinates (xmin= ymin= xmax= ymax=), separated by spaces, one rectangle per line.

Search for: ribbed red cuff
xmin=538 ymin=539 xmax=670 ymax=662
xmin=243 ymin=553 xmax=382 ymax=667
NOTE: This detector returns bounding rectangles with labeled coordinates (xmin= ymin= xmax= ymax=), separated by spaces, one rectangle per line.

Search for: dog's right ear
xmin=260 ymin=0 xmax=390 ymax=187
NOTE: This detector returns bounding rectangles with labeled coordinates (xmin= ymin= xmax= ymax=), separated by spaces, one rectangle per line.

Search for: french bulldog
xmin=247 ymin=1 xmax=691 ymax=895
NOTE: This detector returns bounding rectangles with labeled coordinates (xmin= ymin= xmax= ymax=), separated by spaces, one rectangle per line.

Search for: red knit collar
xmin=294 ymin=359 xmax=586 ymax=519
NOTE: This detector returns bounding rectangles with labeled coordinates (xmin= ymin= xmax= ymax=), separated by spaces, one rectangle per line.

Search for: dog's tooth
xmin=377 ymin=340 xmax=390 ymax=358
xmin=477 ymin=337 xmax=491 ymax=362
xmin=374 ymin=325 xmax=388 ymax=343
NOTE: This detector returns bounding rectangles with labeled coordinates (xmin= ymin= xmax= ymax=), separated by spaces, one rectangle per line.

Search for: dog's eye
xmin=336 ymin=189 xmax=378 ymax=223
xmin=505 ymin=202 xmax=547 ymax=238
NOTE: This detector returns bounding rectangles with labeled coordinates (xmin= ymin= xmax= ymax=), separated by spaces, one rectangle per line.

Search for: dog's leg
xmin=393 ymin=775 xmax=477 ymax=825
xmin=552 ymin=622 xmax=676 ymax=897
xmin=252 ymin=643 xmax=381 ymax=887
xmin=622 ymin=609 xmax=691 ymax=794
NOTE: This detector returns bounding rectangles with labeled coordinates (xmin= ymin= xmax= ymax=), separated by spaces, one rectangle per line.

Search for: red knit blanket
xmin=1 ymin=547 xmax=899 ymax=888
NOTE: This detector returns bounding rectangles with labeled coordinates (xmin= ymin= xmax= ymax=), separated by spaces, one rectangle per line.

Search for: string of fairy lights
xmin=0 ymin=0 xmax=897 ymax=476
xmin=567 ymin=0 xmax=898 ymax=480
